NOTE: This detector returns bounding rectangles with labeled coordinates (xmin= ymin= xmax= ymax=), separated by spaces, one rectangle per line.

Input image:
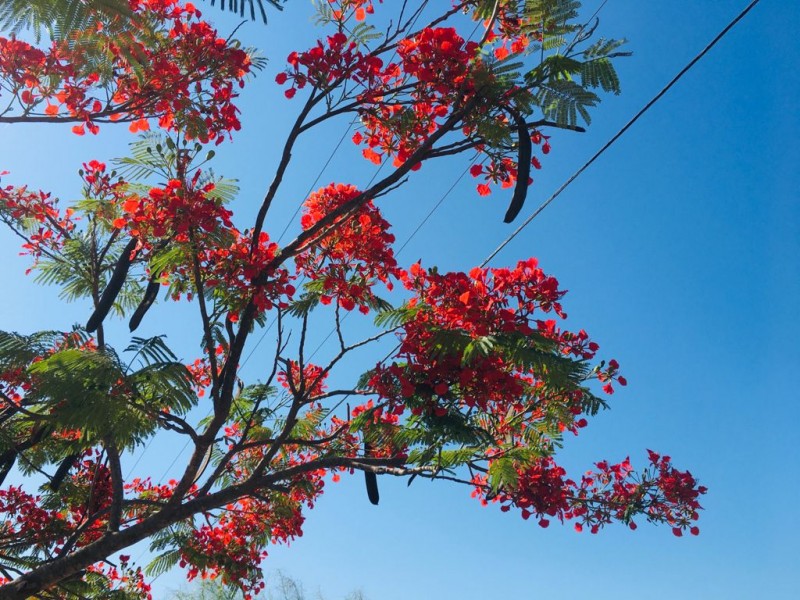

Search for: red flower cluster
xmin=472 ymin=452 xmax=706 ymax=535
xmin=350 ymin=399 xmax=405 ymax=459
xmin=0 ymin=179 xmax=77 ymax=266
xmin=0 ymin=486 xmax=67 ymax=551
xmin=87 ymin=557 xmax=153 ymax=600
xmin=469 ymin=131 xmax=550 ymax=198
xmin=198 ymin=230 xmax=295 ymax=320
xmin=276 ymin=32 xmax=385 ymax=99
xmin=80 ymin=160 xmax=125 ymax=201
xmin=355 ymin=27 xmax=481 ymax=168
xmin=495 ymin=457 xmax=570 ymax=527
xmin=0 ymin=0 xmax=250 ymax=142
xmin=277 ymin=21 xmax=484 ymax=170
xmin=371 ymin=259 xmax=588 ymax=414
xmin=61 ymin=457 xmax=114 ymax=543
xmin=124 ymin=478 xmax=197 ymax=524
xmin=397 ymin=28 xmax=479 ymax=93
xmin=182 ymin=498 xmax=273 ymax=597
xmin=180 ymin=487 xmax=322 ymax=596
xmin=115 ymin=177 xmax=233 ymax=242
xmin=278 ymin=360 xmax=328 ymax=399
xmin=295 ymin=183 xmax=399 ymax=313
xmin=186 ymin=345 xmax=226 ymax=397
xmin=325 ymin=0 xmax=381 ymax=23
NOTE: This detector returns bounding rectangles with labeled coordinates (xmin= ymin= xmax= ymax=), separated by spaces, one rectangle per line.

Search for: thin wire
xmin=237 ymin=0 xmax=431 ymax=367
xmin=129 ymin=1 xmax=437 ymax=570
xmin=395 ymin=160 xmax=476 ymax=256
xmin=275 ymin=119 xmax=357 ymax=244
xmin=242 ymin=0 xmax=602 ymax=413
xmin=304 ymin=158 xmax=478 ymax=364
xmin=481 ymin=0 xmax=762 ymax=268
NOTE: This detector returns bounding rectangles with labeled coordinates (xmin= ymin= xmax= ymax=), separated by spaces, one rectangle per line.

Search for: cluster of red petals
xmin=278 ymin=360 xmax=328 ymax=399
xmin=495 ymin=458 xmax=570 ymax=526
xmin=325 ymin=0 xmax=381 ymax=23
xmin=124 ymin=478 xmax=197 ymax=523
xmin=0 ymin=486 xmax=67 ymax=550
xmin=276 ymin=31 xmax=385 ymax=99
xmin=181 ymin=498 xmax=273 ymax=597
xmin=87 ymin=557 xmax=153 ymax=600
xmin=0 ymin=178 xmax=77 ymax=265
xmin=476 ymin=0 xmax=539 ymax=60
xmin=80 ymin=159 xmax=126 ymax=202
xmin=357 ymin=27 xmax=481 ymax=168
xmin=370 ymin=259 xmax=599 ymax=416
xmin=0 ymin=36 xmax=103 ymax=133
xmin=295 ymin=183 xmax=399 ymax=313
xmin=65 ymin=458 xmax=114 ymax=537
xmin=351 ymin=398 xmax=398 ymax=426
xmin=0 ymin=453 xmax=141 ymax=560
xmin=180 ymin=487 xmax=320 ymax=597
xmin=277 ymin=20 xmax=482 ymax=169
xmin=186 ymin=344 xmax=225 ymax=397
xmin=275 ymin=1 xmax=564 ymax=212
xmin=0 ymin=0 xmax=250 ymax=142
xmin=114 ymin=176 xmax=232 ymax=242
xmin=472 ymin=452 xmax=706 ymax=535
xmin=398 ymin=27 xmax=479 ymax=93
xmin=350 ymin=399 xmax=406 ymax=459
xmin=469 ymin=131 xmax=550 ymax=197
xmin=198 ymin=230 xmax=295 ymax=320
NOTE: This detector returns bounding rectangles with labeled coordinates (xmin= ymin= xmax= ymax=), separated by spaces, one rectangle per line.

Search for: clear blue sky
xmin=1 ymin=1 xmax=798 ymax=598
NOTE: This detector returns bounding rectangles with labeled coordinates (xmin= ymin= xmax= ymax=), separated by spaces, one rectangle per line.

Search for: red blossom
xmin=295 ymin=183 xmax=399 ymax=314
xmin=0 ymin=1 xmax=251 ymax=141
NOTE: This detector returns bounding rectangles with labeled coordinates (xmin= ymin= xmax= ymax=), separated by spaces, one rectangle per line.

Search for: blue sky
xmin=1 ymin=1 xmax=798 ymax=598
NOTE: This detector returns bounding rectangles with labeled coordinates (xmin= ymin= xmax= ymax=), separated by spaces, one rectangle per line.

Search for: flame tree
xmin=0 ymin=1 xmax=705 ymax=598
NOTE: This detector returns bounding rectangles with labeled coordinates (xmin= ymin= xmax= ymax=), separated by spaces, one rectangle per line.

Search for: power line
xmin=304 ymin=157 xmax=480 ymax=363
xmin=481 ymin=0 xmax=763 ymax=267
xmin=134 ymin=0 xmax=437 ymax=487
xmin=275 ymin=119 xmax=357 ymax=244
xmin=142 ymin=0 xmax=617 ymax=481
xmin=127 ymin=0 xmax=763 ymax=575
xmin=236 ymin=0 xmax=433 ymax=366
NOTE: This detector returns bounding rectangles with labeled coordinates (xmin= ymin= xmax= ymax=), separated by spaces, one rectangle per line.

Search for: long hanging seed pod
xmin=48 ymin=453 xmax=80 ymax=491
xmin=503 ymin=110 xmax=532 ymax=224
xmin=364 ymin=441 xmax=380 ymax=505
xmin=86 ymin=238 xmax=138 ymax=333
xmin=128 ymin=275 xmax=161 ymax=332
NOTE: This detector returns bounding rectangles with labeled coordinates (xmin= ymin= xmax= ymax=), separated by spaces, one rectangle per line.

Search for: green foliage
xmin=0 ymin=329 xmax=197 ymax=477
xmin=373 ymin=304 xmax=419 ymax=329
xmin=488 ymin=456 xmax=520 ymax=492
xmin=173 ymin=572 xmax=369 ymax=600
xmin=206 ymin=0 xmax=286 ymax=24
xmin=0 ymin=0 xmax=286 ymax=40
xmin=349 ymin=20 xmax=383 ymax=48
xmin=0 ymin=0 xmax=135 ymax=42
xmin=146 ymin=523 xmax=192 ymax=577
xmin=311 ymin=0 xmax=335 ymax=27
xmin=34 ymin=229 xmax=145 ymax=314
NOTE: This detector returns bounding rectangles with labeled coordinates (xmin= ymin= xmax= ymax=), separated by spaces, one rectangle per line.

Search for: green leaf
xmin=488 ymin=457 xmax=519 ymax=492
xmin=374 ymin=304 xmax=417 ymax=329
xmin=145 ymin=549 xmax=182 ymax=577
xmin=462 ymin=335 xmax=497 ymax=365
